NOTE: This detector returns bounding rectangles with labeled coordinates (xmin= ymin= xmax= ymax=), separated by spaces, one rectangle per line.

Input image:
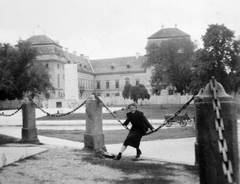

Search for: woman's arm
xmin=123 ymin=113 xmax=130 ymax=126
xmin=140 ymin=112 xmax=154 ymax=130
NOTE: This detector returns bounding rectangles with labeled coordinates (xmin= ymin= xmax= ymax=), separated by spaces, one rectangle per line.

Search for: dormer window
xmin=127 ymin=62 xmax=131 ymax=68
xmin=111 ymin=64 xmax=116 ymax=69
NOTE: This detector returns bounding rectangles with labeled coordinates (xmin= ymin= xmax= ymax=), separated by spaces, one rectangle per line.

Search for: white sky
xmin=0 ymin=0 xmax=240 ymax=59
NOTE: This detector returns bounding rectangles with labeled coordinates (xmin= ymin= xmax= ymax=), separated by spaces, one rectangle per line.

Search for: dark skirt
xmin=123 ymin=130 xmax=144 ymax=148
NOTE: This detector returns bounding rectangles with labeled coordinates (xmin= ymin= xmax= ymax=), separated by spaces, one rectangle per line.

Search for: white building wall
xmin=65 ymin=64 xmax=79 ymax=100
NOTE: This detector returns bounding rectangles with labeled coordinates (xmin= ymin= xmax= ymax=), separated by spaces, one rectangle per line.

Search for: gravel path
xmin=0 ymin=145 xmax=199 ymax=184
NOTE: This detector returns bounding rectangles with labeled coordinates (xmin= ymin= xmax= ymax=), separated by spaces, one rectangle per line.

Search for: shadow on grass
xmin=0 ymin=134 xmax=21 ymax=145
xmin=77 ymin=150 xmax=198 ymax=184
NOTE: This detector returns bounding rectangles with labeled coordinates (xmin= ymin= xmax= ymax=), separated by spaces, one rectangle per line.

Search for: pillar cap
xmin=198 ymin=80 xmax=231 ymax=98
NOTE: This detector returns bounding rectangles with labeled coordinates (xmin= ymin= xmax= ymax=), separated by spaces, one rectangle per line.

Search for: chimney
xmin=54 ymin=40 xmax=60 ymax=45
xmin=73 ymin=51 xmax=77 ymax=55
xmin=65 ymin=48 xmax=69 ymax=53
xmin=136 ymin=52 xmax=140 ymax=59
xmin=80 ymin=54 xmax=84 ymax=58
xmin=83 ymin=56 xmax=89 ymax=60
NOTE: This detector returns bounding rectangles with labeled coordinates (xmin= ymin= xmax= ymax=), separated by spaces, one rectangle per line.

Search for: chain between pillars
xmin=210 ymin=78 xmax=235 ymax=184
xmin=29 ymin=97 xmax=90 ymax=117
xmin=94 ymin=93 xmax=196 ymax=136
xmin=0 ymin=105 xmax=23 ymax=117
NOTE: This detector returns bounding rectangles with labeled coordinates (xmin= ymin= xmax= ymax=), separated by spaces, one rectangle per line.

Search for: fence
xmin=0 ymin=99 xmax=22 ymax=110
xmin=1 ymin=94 xmax=240 ymax=109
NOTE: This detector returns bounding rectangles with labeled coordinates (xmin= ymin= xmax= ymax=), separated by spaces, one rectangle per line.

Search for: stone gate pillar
xmin=194 ymin=79 xmax=239 ymax=184
xmin=84 ymin=94 xmax=106 ymax=151
xmin=22 ymin=97 xmax=39 ymax=143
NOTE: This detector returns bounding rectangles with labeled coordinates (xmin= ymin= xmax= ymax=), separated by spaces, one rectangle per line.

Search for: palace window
xmin=57 ymin=74 xmax=60 ymax=88
xmin=115 ymin=80 xmax=119 ymax=88
xmin=96 ymin=81 xmax=101 ymax=89
xmin=125 ymin=78 xmax=130 ymax=85
xmin=135 ymin=79 xmax=140 ymax=85
xmin=106 ymin=81 xmax=110 ymax=89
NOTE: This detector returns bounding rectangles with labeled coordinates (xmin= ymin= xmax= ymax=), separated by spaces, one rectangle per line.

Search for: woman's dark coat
xmin=122 ymin=110 xmax=154 ymax=148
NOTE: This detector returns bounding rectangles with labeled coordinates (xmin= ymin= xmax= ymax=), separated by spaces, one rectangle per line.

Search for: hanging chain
xmin=210 ymin=78 xmax=235 ymax=184
xmin=94 ymin=94 xmax=130 ymax=130
xmin=94 ymin=93 xmax=196 ymax=135
xmin=145 ymin=94 xmax=196 ymax=136
xmin=0 ymin=105 xmax=23 ymax=117
xmin=29 ymin=98 xmax=88 ymax=117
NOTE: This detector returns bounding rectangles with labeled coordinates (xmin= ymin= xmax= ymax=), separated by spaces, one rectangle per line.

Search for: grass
xmin=2 ymin=104 xmax=196 ymax=145
xmin=0 ymin=134 xmax=21 ymax=145
xmin=0 ymin=104 xmax=199 ymax=183
xmin=74 ymin=149 xmax=198 ymax=184
xmin=37 ymin=127 xmax=195 ymax=144
xmin=37 ymin=104 xmax=196 ymax=121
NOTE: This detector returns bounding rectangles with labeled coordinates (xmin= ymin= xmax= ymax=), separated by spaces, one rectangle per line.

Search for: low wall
xmin=2 ymin=94 xmax=240 ymax=109
xmin=0 ymin=99 xmax=22 ymax=110
xmin=42 ymin=94 xmax=194 ymax=108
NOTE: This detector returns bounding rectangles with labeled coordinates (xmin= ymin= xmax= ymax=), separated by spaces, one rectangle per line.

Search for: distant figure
xmin=114 ymin=103 xmax=154 ymax=160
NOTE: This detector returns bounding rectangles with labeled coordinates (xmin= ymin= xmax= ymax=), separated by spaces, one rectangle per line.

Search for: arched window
xmin=125 ymin=78 xmax=130 ymax=85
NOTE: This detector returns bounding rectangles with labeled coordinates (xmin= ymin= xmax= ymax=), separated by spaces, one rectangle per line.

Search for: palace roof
xmin=148 ymin=27 xmax=190 ymax=39
xmin=90 ymin=55 xmax=146 ymax=74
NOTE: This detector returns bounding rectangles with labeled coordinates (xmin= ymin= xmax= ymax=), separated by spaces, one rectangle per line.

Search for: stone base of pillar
xmin=21 ymin=128 xmax=39 ymax=143
xmin=84 ymin=133 xmax=106 ymax=151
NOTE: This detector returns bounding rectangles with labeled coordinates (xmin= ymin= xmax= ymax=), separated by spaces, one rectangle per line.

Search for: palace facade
xmin=27 ymin=26 xmax=190 ymax=100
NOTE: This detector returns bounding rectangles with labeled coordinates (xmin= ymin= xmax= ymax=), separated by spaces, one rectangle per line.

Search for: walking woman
xmin=114 ymin=103 xmax=154 ymax=160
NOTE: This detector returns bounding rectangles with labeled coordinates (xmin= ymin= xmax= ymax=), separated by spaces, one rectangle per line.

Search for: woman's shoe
xmin=136 ymin=149 xmax=142 ymax=158
xmin=114 ymin=153 xmax=122 ymax=160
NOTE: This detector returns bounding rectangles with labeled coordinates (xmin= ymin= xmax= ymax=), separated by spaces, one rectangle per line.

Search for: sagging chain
xmin=94 ymin=92 xmax=196 ymax=136
xmin=210 ymin=78 xmax=235 ymax=184
xmin=94 ymin=94 xmax=130 ymax=130
xmin=30 ymin=98 xmax=89 ymax=117
xmin=0 ymin=105 xmax=23 ymax=117
xmin=145 ymin=94 xmax=196 ymax=136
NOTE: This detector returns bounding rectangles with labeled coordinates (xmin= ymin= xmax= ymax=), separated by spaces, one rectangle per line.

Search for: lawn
xmin=37 ymin=127 xmax=196 ymax=144
xmin=35 ymin=104 xmax=196 ymax=143
xmin=37 ymin=104 xmax=196 ymax=121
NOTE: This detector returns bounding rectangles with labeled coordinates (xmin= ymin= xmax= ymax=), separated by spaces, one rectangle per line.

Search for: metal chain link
xmin=94 ymin=94 xmax=130 ymax=130
xmin=0 ymin=105 xmax=23 ymax=117
xmin=210 ymin=78 xmax=235 ymax=184
xmin=29 ymin=98 xmax=89 ymax=118
xmin=145 ymin=94 xmax=196 ymax=136
xmin=94 ymin=93 xmax=196 ymax=135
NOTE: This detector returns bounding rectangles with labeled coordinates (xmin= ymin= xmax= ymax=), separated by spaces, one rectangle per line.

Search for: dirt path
xmin=0 ymin=145 xmax=199 ymax=184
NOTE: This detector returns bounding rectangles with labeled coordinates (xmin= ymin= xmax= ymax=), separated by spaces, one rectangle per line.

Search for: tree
xmin=190 ymin=24 xmax=240 ymax=94
xmin=130 ymin=84 xmax=150 ymax=104
xmin=122 ymin=83 xmax=132 ymax=99
xmin=0 ymin=40 xmax=54 ymax=100
xmin=144 ymin=37 xmax=195 ymax=95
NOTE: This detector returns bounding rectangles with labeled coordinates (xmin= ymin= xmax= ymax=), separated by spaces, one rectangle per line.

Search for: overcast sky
xmin=0 ymin=0 xmax=240 ymax=59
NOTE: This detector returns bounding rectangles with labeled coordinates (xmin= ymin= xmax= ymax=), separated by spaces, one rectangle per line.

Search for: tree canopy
xmin=122 ymin=83 xmax=132 ymax=99
xmin=0 ymin=40 xmax=54 ymax=100
xmin=122 ymin=83 xmax=150 ymax=104
xmin=144 ymin=37 xmax=195 ymax=95
xmin=190 ymin=24 xmax=240 ymax=94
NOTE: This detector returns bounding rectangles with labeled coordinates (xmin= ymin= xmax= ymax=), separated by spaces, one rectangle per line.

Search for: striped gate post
xmin=194 ymin=78 xmax=239 ymax=184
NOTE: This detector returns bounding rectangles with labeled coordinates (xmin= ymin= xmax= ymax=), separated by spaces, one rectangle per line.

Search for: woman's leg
xmin=120 ymin=145 xmax=127 ymax=153
xmin=136 ymin=148 xmax=142 ymax=158
xmin=114 ymin=145 xmax=127 ymax=160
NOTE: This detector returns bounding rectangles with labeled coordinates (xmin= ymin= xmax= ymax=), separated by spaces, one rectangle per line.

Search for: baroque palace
xmin=27 ymin=27 xmax=190 ymax=101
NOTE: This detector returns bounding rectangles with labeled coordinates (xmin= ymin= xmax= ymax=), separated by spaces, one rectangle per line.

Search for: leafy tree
xmin=0 ymin=40 xmax=54 ymax=100
xmin=122 ymin=83 xmax=132 ymax=99
xmin=190 ymin=24 xmax=240 ymax=94
xmin=130 ymin=84 xmax=150 ymax=104
xmin=144 ymin=37 xmax=195 ymax=95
